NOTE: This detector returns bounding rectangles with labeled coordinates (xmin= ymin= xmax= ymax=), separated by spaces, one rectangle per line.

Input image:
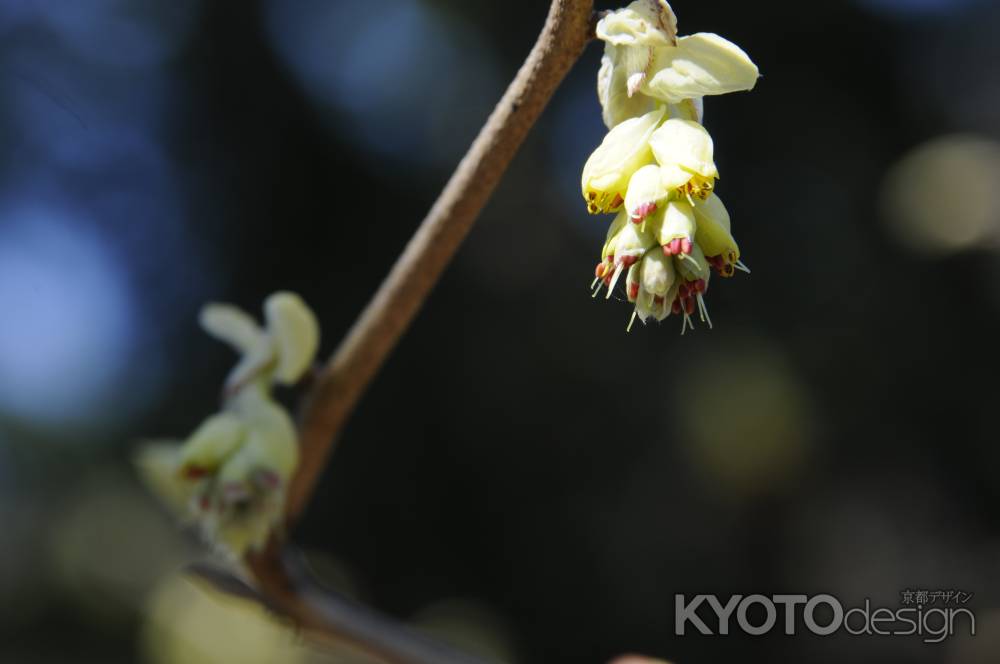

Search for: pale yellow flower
xmin=595 ymin=0 xmax=677 ymax=128
xmin=648 ymin=118 xmax=718 ymax=201
xmin=625 ymin=249 xmax=676 ymax=327
xmin=592 ymin=209 xmax=657 ymax=298
xmin=653 ymin=198 xmax=696 ymax=256
xmin=596 ymin=0 xmax=757 ymax=128
xmin=585 ymin=1 xmax=755 ymax=334
xmin=693 ymin=193 xmax=744 ymax=277
xmin=582 ymin=106 xmax=666 ymax=214
xmin=623 ymin=163 xmax=668 ymax=225
xmin=136 ymin=292 xmax=320 ymax=556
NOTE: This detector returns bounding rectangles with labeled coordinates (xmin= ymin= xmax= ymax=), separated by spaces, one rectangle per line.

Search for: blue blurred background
xmin=2 ymin=0 xmax=1000 ymax=662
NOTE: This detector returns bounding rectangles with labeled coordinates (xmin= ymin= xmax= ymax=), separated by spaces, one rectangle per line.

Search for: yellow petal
xmin=610 ymin=217 xmax=657 ymax=260
xmin=264 ymin=291 xmax=320 ymax=385
xmin=694 ymin=191 xmax=731 ymax=232
xmin=693 ymin=193 xmax=740 ymax=261
xmin=134 ymin=442 xmax=193 ymax=516
xmin=642 ymin=33 xmax=759 ymax=104
xmin=624 ymin=164 xmax=668 ymax=220
xmin=654 ymin=199 xmax=696 ymax=245
xmin=598 ymin=48 xmax=658 ymax=128
xmin=199 ymin=303 xmax=265 ymax=354
xmin=596 ymin=0 xmax=677 ymax=48
xmin=601 ymin=209 xmax=630 ymax=259
xmin=582 ymin=106 xmax=666 ymax=213
xmin=178 ymin=413 xmax=247 ymax=471
xmin=649 ymin=118 xmax=717 ymax=180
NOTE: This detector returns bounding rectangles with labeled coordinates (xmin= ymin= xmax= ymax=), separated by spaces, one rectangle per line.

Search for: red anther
xmin=611 ymin=193 xmax=624 ymax=208
xmin=254 ymin=469 xmax=281 ymax=490
xmin=198 ymin=495 xmax=210 ymax=511
xmin=678 ymin=283 xmax=690 ymax=298
xmin=223 ymin=482 xmax=249 ymax=504
xmin=603 ymin=273 xmax=612 ymax=286
xmin=631 ymin=202 xmax=657 ymax=223
xmin=671 ymin=298 xmax=682 ymax=314
xmin=707 ymin=255 xmax=723 ymax=269
xmin=620 ymin=255 xmax=638 ymax=268
xmin=680 ymin=238 xmax=692 ymax=255
xmin=182 ymin=465 xmax=209 ymax=479
xmin=662 ymin=244 xmax=672 ymax=256
xmin=628 ymin=282 xmax=640 ymax=300
xmin=694 ymin=278 xmax=706 ymax=293
xmin=669 ymin=238 xmax=682 ymax=255
xmin=594 ymin=262 xmax=606 ymax=279
xmin=653 ymin=295 xmax=665 ymax=305
xmin=684 ymin=297 xmax=696 ymax=315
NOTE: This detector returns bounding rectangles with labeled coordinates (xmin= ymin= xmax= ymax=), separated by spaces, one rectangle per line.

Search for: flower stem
xmin=243 ymin=1 xmax=596 ymax=661
xmin=285 ymin=0 xmax=596 ymax=524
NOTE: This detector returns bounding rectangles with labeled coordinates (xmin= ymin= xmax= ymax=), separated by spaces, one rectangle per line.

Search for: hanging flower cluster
xmin=582 ymin=0 xmax=758 ymax=333
xmin=136 ymin=292 xmax=320 ymax=556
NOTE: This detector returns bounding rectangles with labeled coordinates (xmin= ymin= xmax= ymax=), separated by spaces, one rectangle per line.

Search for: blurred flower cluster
xmin=136 ymin=292 xmax=319 ymax=556
xmin=582 ymin=0 xmax=758 ymax=332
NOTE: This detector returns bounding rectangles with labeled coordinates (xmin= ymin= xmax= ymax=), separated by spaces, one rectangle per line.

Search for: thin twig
xmin=286 ymin=0 xmax=596 ymax=523
xmin=240 ymin=546 xmax=494 ymax=664
xmin=242 ymin=1 xmax=596 ymax=661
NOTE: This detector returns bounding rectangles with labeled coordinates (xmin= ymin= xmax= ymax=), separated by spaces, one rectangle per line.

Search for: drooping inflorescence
xmin=136 ymin=292 xmax=320 ymax=556
xmin=582 ymin=0 xmax=758 ymax=333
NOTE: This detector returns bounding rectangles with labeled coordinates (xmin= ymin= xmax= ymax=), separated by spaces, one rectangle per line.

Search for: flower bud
xmin=640 ymin=248 xmax=676 ymax=297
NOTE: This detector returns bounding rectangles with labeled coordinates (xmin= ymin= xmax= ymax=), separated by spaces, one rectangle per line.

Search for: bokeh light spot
xmin=264 ymin=0 xmax=501 ymax=166
xmin=881 ymin=134 xmax=1000 ymax=256
xmin=674 ymin=340 xmax=815 ymax=498
xmin=0 ymin=206 xmax=136 ymax=427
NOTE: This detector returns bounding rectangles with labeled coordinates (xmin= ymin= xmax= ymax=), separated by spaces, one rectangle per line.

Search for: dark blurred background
xmin=2 ymin=0 xmax=1000 ymax=662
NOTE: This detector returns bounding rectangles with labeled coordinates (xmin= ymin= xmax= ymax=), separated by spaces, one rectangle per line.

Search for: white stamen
xmin=591 ymin=282 xmax=603 ymax=298
xmin=590 ymin=275 xmax=601 ymax=289
xmin=626 ymin=310 xmax=638 ymax=333
xmin=697 ymin=293 xmax=713 ymax=329
xmin=605 ymin=263 xmax=625 ymax=300
xmin=734 ymin=260 xmax=751 ymax=274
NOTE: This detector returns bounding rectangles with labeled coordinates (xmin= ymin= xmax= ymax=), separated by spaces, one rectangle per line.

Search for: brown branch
xmin=241 ymin=2 xmax=596 ymax=662
xmin=286 ymin=0 xmax=596 ymax=524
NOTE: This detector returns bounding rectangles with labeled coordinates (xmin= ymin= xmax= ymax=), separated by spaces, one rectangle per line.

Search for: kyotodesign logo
xmin=674 ymin=591 xmax=975 ymax=643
